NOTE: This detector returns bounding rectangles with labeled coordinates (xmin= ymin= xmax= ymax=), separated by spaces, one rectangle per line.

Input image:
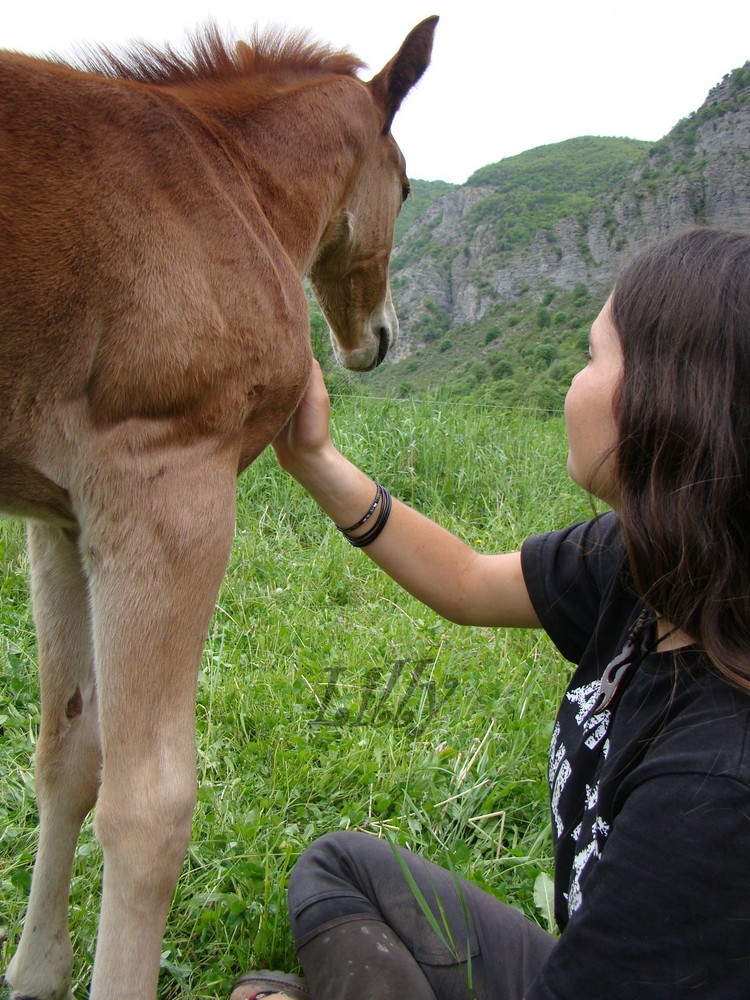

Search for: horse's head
xmin=308 ymin=16 xmax=438 ymax=372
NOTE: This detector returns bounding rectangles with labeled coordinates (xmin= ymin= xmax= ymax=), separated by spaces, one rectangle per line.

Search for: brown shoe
xmin=230 ymin=970 xmax=310 ymax=1000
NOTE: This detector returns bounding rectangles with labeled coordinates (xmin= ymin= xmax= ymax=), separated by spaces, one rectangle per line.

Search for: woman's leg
xmin=288 ymin=831 xmax=555 ymax=1000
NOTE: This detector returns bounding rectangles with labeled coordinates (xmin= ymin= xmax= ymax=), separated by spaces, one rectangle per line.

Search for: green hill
xmin=462 ymin=136 xmax=651 ymax=255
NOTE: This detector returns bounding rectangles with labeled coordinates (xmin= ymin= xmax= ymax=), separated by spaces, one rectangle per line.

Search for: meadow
xmin=0 ymin=391 xmax=594 ymax=998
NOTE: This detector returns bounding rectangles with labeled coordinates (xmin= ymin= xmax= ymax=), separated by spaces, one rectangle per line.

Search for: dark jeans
xmin=288 ymin=831 xmax=555 ymax=1000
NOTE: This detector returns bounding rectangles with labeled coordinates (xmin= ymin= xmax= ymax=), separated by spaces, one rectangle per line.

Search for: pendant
xmin=588 ymin=610 xmax=654 ymax=717
xmin=589 ymin=637 xmax=638 ymax=716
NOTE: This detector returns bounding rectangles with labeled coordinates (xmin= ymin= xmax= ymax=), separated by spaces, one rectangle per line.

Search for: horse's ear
xmin=368 ymin=15 xmax=438 ymax=133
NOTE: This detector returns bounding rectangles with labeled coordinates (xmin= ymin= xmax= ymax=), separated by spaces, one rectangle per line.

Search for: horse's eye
xmin=401 ymin=182 xmax=411 ymax=203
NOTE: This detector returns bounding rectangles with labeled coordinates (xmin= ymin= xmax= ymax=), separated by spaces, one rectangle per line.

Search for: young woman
xmin=232 ymin=228 xmax=750 ymax=999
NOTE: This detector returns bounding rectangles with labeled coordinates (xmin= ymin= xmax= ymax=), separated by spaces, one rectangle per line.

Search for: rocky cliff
xmin=389 ymin=62 xmax=750 ymax=363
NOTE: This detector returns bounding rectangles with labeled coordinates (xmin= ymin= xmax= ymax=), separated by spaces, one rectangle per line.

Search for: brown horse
xmin=1 ymin=16 xmax=437 ymax=999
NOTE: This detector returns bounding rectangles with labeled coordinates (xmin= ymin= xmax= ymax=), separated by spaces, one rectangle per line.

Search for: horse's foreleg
xmin=84 ymin=452 xmax=237 ymax=1000
xmin=6 ymin=523 xmax=100 ymax=1000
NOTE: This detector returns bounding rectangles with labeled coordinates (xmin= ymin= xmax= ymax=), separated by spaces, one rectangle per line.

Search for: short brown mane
xmin=73 ymin=21 xmax=366 ymax=86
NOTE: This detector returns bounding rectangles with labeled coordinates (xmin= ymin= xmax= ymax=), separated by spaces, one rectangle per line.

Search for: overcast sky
xmin=4 ymin=0 xmax=749 ymax=183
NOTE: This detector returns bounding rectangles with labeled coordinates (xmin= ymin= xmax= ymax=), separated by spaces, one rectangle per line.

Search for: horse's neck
xmin=188 ymin=79 xmax=373 ymax=276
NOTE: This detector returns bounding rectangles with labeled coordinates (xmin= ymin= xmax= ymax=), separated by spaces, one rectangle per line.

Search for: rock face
xmin=390 ymin=64 xmax=750 ymax=358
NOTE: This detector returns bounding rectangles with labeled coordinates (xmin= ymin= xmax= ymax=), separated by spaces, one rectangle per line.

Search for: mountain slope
xmin=356 ymin=61 xmax=750 ymax=407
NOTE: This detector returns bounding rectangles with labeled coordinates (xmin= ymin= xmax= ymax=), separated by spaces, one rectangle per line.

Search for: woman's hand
xmin=271 ymin=361 xmax=538 ymax=629
xmin=273 ymin=361 xmax=334 ymax=476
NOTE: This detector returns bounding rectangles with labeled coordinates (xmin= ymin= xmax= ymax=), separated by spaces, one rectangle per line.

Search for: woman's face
xmin=564 ymin=296 xmax=623 ymax=505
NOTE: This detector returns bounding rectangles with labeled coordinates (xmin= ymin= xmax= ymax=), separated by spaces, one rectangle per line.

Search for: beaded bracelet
xmin=337 ymin=484 xmax=381 ymax=533
xmin=336 ymin=483 xmax=393 ymax=548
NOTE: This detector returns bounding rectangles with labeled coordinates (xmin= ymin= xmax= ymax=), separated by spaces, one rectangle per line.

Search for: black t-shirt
xmin=520 ymin=512 xmax=750 ymax=998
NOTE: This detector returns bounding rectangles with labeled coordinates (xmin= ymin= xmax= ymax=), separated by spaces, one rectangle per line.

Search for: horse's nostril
xmin=376 ymin=326 xmax=390 ymax=366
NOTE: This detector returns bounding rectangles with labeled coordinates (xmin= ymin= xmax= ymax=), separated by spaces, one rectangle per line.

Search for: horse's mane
xmin=72 ymin=22 xmax=366 ymax=87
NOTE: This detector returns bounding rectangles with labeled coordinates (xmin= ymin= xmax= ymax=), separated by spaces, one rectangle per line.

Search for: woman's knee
xmin=289 ymin=831 xmax=359 ymax=899
xmin=288 ymin=831 xmax=381 ymax=945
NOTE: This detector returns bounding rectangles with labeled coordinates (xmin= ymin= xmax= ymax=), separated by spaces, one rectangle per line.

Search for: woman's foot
xmin=230 ymin=970 xmax=310 ymax=1000
xmin=234 ymin=993 xmax=288 ymax=1000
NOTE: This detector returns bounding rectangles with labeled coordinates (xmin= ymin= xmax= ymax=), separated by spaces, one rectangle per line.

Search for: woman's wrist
xmin=289 ymin=447 xmax=382 ymax=531
xmin=336 ymin=483 xmax=393 ymax=547
xmin=284 ymin=441 xmax=344 ymax=493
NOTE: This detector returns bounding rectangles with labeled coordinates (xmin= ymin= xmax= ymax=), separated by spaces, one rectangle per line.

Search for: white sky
xmin=4 ymin=0 xmax=750 ymax=183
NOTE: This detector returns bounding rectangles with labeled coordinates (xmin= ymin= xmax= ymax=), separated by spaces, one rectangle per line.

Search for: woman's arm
xmin=273 ymin=363 xmax=540 ymax=629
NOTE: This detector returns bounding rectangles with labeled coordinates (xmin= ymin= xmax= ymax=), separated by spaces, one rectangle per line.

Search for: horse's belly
xmin=0 ymin=450 xmax=75 ymax=526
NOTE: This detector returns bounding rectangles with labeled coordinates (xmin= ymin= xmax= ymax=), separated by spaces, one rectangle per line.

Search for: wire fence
xmin=329 ymin=390 xmax=566 ymax=418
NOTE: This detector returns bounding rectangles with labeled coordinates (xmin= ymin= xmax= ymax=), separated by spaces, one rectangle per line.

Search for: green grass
xmin=0 ymin=393 xmax=594 ymax=997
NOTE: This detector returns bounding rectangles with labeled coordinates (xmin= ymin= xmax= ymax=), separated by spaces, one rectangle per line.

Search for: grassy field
xmin=0 ymin=392 xmax=594 ymax=998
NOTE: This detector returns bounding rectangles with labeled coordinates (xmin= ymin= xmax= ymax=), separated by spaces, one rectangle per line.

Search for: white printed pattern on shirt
xmin=549 ymin=679 xmax=611 ymax=914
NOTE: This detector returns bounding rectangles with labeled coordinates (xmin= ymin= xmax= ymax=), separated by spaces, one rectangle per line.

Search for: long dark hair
xmin=611 ymin=228 xmax=750 ymax=692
